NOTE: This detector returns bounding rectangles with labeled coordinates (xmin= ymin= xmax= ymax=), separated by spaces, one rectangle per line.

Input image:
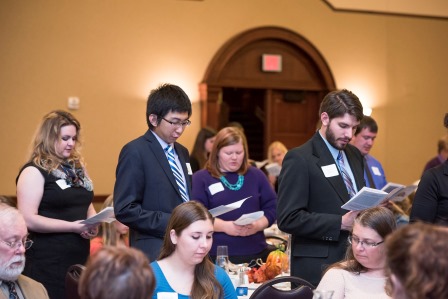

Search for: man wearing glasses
xmin=114 ymin=83 xmax=193 ymax=260
xmin=0 ymin=203 xmax=49 ymax=299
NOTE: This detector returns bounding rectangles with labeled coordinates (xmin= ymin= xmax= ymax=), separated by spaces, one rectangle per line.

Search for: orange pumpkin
xmin=266 ymin=249 xmax=289 ymax=273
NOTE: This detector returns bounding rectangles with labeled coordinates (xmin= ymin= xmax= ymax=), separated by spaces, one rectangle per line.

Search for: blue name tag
xmin=236 ymin=287 xmax=248 ymax=296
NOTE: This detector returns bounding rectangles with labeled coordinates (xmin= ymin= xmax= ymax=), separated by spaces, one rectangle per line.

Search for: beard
xmin=0 ymin=255 xmax=25 ymax=281
xmin=325 ymin=125 xmax=351 ymax=150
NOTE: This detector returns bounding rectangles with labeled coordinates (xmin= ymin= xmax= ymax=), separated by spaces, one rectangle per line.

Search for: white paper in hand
xmin=81 ymin=207 xmax=115 ymax=224
xmin=234 ymin=211 xmax=264 ymax=225
xmin=209 ymin=196 xmax=252 ymax=217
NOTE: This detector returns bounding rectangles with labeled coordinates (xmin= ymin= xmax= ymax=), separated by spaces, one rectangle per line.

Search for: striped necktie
xmin=5 ymin=281 xmax=19 ymax=299
xmin=337 ymin=151 xmax=356 ymax=198
xmin=165 ymin=145 xmax=189 ymax=202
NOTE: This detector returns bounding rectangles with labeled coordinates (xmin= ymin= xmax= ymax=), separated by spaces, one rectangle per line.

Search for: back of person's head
xmin=385 ymin=223 xmax=448 ymax=299
xmin=343 ymin=207 xmax=396 ymax=273
xmin=0 ymin=195 xmax=16 ymax=207
xmin=206 ymin=126 xmax=249 ymax=178
xmin=146 ymin=83 xmax=192 ymax=129
xmin=444 ymin=112 xmax=448 ymax=128
xmin=30 ymin=110 xmax=83 ymax=170
xmin=226 ymin=121 xmax=245 ymax=133
xmin=354 ymin=115 xmax=378 ymax=135
xmin=79 ymin=246 xmax=155 ymax=299
xmin=437 ymin=135 xmax=448 ymax=154
xmin=319 ymin=89 xmax=364 ymax=122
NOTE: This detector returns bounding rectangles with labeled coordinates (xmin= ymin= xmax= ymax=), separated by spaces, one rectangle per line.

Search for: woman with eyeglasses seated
xmin=316 ymin=207 xmax=397 ymax=299
xmin=151 ymin=201 xmax=237 ymax=299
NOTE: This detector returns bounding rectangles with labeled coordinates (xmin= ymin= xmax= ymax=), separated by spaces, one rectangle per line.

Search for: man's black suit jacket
xmin=277 ymin=132 xmax=365 ymax=286
xmin=114 ymin=130 xmax=192 ymax=260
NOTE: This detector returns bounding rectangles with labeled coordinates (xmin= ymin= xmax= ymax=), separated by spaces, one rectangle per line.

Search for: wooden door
xmin=265 ymin=90 xmax=322 ymax=151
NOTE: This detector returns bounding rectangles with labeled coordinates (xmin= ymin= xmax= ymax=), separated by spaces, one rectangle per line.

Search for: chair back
xmin=65 ymin=264 xmax=86 ymax=299
xmin=249 ymin=276 xmax=315 ymax=299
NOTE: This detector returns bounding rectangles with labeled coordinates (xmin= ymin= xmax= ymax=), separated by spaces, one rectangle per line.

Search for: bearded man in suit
xmin=0 ymin=203 xmax=49 ymax=299
xmin=277 ymin=89 xmax=365 ymax=286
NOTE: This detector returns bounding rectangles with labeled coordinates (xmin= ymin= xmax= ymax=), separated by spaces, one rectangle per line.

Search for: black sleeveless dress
xmin=18 ymin=162 xmax=93 ymax=299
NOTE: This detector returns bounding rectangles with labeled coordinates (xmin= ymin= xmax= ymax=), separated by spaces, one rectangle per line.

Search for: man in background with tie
xmin=350 ymin=116 xmax=387 ymax=189
xmin=277 ymin=89 xmax=365 ymax=286
xmin=114 ymin=83 xmax=192 ymax=260
xmin=0 ymin=203 xmax=49 ymax=299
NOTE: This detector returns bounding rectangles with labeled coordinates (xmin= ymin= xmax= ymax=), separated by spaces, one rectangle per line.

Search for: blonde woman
xmin=16 ymin=110 xmax=98 ymax=298
xmin=90 ymin=195 xmax=129 ymax=255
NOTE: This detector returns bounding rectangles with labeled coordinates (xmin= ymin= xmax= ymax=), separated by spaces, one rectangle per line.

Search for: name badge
xmin=321 ymin=164 xmax=339 ymax=177
xmin=186 ymin=163 xmax=193 ymax=175
xmin=209 ymin=182 xmax=224 ymax=195
xmin=371 ymin=166 xmax=381 ymax=176
xmin=157 ymin=292 xmax=178 ymax=299
xmin=56 ymin=179 xmax=71 ymax=190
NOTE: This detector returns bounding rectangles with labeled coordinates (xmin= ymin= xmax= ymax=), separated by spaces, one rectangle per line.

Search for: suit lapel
xmin=312 ymin=133 xmax=351 ymax=203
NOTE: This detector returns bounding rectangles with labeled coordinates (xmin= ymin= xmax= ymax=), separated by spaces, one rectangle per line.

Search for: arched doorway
xmin=200 ymin=26 xmax=335 ymax=160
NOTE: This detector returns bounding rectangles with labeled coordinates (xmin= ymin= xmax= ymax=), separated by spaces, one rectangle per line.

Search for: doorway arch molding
xmin=200 ymin=26 xmax=336 ymax=128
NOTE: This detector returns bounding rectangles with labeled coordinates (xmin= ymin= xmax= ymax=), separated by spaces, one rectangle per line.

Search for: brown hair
xmin=191 ymin=127 xmax=217 ymax=170
xmin=79 ymin=246 xmax=155 ymax=299
xmin=205 ymin=127 xmax=249 ymax=178
xmin=385 ymin=222 xmax=448 ymax=299
xmin=326 ymin=207 xmax=396 ymax=274
xmin=29 ymin=110 xmax=84 ymax=171
xmin=158 ymin=201 xmax=223 ymax=299
xmin=319 ymin=89 xmax=364 ymax=122
xmin=99 ymin=195 xmax=128 ymax=247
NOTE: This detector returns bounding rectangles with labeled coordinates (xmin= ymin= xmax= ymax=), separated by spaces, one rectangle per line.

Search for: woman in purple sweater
xmin=192 ymin=127 xmax=277 ymax=264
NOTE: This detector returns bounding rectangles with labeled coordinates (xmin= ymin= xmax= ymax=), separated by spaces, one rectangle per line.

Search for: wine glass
xmin=215 ymin=245 xmax=229 ymax=272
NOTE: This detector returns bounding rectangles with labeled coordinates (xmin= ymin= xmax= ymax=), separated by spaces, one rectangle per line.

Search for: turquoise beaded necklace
xmin=220 ymin=175 xmax=244 ymax=191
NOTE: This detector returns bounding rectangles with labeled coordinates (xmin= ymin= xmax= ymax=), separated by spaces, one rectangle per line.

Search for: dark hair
xmin=437 ymin=135 xmax=448 ymax=153
xmin=158 ymin=201 xmax=222 ymax=299
xmin=326 ymin=207 xmax=396 ymax=274
xmin=79 ymin=246 xmax=155 ymax=299
xmin=191 ymin=127 xmax=218 ymax=170
xmin=385 ymin=223 xmax=448 ymax=299
xmin=354 ymin=116 xmax=378 ymax=135
xmin=146 ymin=83 xmax=192 ymax=129
xmin=206 ymin=127 xmax=249 ymax=178
xmin=319 ymin=89 xmax=364 ymax=122
xmin=444 ymin=113 xmax=448 ymax=128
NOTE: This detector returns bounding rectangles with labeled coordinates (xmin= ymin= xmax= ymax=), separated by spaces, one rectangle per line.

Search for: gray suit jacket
xmin=277 ymin=132 xmax=365 ymax=286
xmin=114 ymin=130 xmax=192 ymax=261
xmin=1 ymin=275 xmax=49 ymax=299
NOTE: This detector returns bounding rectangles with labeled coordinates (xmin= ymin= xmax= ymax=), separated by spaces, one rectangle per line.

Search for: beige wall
xmin=1 ymin=0 xmax=447 ymax=195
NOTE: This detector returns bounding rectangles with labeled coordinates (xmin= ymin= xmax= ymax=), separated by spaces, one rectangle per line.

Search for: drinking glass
xmin=312 ymin=290 xmax=334 ymax=299
xmin=215 ymin=245 xmax=229 ymax=271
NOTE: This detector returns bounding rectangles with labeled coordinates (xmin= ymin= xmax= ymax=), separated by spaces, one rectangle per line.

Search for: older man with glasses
xmin=0 ymin=203 xmax=49 ymax=299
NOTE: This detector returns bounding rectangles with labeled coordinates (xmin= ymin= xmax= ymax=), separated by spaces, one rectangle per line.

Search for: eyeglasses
xmin=161 ymin=117 xmax=191 ymax=129
xmin=348 ymin=235 xmax=383 ymax=248
xmin=0 ymin=238 xmax=33 ymax=250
